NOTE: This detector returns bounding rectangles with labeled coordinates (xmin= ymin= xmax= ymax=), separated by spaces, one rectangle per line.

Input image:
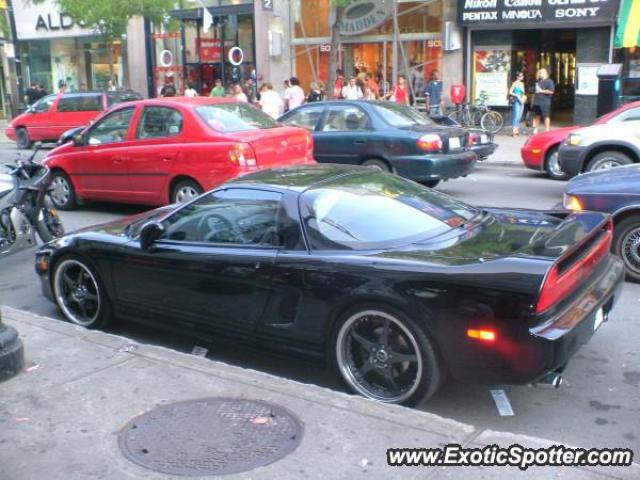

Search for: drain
xmin=118 ymin=398 xmax=303 ymax=476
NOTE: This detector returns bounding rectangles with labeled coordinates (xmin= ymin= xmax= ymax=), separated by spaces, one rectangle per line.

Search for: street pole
xmin=5 ymin=0 xmax=23 ymax=117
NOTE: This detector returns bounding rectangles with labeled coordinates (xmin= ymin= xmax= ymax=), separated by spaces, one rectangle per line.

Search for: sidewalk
xmin=1 ymin=306 xmax=638 ymax=480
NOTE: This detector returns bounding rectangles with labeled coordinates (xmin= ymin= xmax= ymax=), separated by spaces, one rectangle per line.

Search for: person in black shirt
xmin=160 ymin=79 xmax=177 ymax=97
xmin=531 ymin=68 xmax=554 ymax=134
xmin=24 ymin=83 xmax=39 ymax=106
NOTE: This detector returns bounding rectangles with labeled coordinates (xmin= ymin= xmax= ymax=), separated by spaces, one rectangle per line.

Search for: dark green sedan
xmin=279 ymin=100 xmax=477 ymax=188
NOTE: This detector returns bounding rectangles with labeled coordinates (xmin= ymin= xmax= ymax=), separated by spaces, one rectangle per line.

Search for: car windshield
xmin=372 ymin=103 xmax=435 ymax=128
xmin=196 ymin=103 xmax=280 ymax=132
xmin=301 ymin=171 xmax=480 ymax=250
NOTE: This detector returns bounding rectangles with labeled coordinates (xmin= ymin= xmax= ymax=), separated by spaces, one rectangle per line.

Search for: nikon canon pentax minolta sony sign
xmin=458 ymin=0 xmax=620 ymax=27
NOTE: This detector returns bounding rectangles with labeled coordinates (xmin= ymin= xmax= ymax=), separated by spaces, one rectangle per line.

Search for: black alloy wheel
xmin=333 ymin=307 xmax=442 ymax=405
xmin=52 ymin=257 xmax=111 ymax=329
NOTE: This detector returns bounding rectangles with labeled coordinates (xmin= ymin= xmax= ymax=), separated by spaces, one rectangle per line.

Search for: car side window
xmin=162 ymin=189 xmax=286 ymax=247
xmin=321 ymin=106 xmax=369 ymax=132
xmin=34 ymin=95 xmax=55 ymax=113
xmin=612 ymin=107 xmax=640 ymax=123
xmin=57 ymin=94 xmax=103 ymax=112
xmin=282 ymin=106 xmax=324 ymax=131
xmin=136 ymin=107 xmax=184 ymax=139
xmin=86 ymin=107 xmax=135 ymax=146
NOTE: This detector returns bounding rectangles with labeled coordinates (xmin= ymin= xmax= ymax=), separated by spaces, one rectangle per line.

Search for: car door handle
xmin=354 ymin=140 xmax=367 ymax=144
xmin=254 ymin=262 xmax=261 ymax=269
xmin=161 ymin=157 xmax=172 ymax=162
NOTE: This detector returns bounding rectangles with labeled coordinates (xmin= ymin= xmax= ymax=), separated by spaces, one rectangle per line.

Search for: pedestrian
xmin=209 ymin=79 xmax=225 ymax=97
xmin=24 ymin=82 xmax=39 ymax=106
xmin=160 ymin=76 xmax=177 ymax=97
xmin=258 ymin=83 xmax=284 ymax=119
xmin=184 ymin=83 xmax=198 ymax=97
xmin=365 ymin=73 xmax=379 ymax=99
xmin=232 ymin=84 xmax=248 ymax=102
xmin=388 ymin=75 xmax=409 ymax=106
xmin=243 ymin=78 xmax=256 ymax=103
xmin=531 ymin=68 xmax=554 ymax=134
xmin=342 ymin=77 xmax=364 ymax=100
xmin=424 ymin=70 xmax=444 ymax=116
xmin=363 ymin=84 xmax=376 ymax=100
xmin=107 ymin=79 xmax=117 ymax=92
xmin=285 ymin=77 xmax=305 ymax=111
xmin=36 ymin=83 xmax=47 ymax=100
xmin=79 ymin=82 xmax=88 ymax=92
xmin=332 ymin=69 xmax=345 ymax=99
xmin=509 ymin=72 xmax=526 ymax=136
xmin=307 ymin=82 xmax=323 ymax=103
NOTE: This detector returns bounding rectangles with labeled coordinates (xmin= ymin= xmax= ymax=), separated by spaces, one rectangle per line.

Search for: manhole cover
xmin=118 ymin=398 xmax=303 ymax=476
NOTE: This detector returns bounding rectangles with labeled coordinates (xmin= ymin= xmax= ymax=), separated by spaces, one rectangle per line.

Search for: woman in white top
xmin=233 ymin=84 xmax=248 ymax=102
xmin=259 ymin=83 xmax=284 ymax=119
xmin=184 ymin=83 xmax=198 ymax=97
xmin=341 ymin=77 xmax=364 ymax=100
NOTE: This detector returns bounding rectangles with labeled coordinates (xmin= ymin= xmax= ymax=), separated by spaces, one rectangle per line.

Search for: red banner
xmin=197 ymin=38 xmax=222 ymax=63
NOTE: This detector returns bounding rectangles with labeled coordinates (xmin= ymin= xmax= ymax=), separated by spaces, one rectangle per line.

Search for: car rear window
xmin=372 ymin=102 xmax=435 ymax=128
xmin=107 ymin=90 xmax=143 ymax=107
xmin=196 ymin=103 xmax=279 ymax=132
xmin=300 ymin=171 xmax=480 ymax=250
xmin=57 ymin=93 xmax=103 ymax=112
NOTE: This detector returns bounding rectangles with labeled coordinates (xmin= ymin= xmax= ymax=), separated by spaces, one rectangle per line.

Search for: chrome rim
xmin=622 ymin=227 xmax=640 ymax=275
xmin=593 ymin=159 xmax=621 ymax=171
xmin=51 ymin=176 xmax=71 ymax=206
xmin=174 ymin=185 xmax=199 ymax=203
xmin=547 ymin=151 xmax=564 ymax=177
xmin=336 ymin=310 xmax=423 ymax=404
xmin=53 ymin=259 xmax=101 ymax=327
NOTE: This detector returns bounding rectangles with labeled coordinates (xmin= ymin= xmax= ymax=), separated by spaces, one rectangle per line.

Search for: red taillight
xmin=417 ymin=134 xmax=443 ymax=152
xmin=535 ymin=220 xmax=613 ymax=313
xmin=305 ymin=133 xmax=315 ymax=162
xmin=468 ymin=133 xmax=480 ymax=146
xmin=467 ymin=328 xmax=497 ymax=342
xmin=228 ymin=143 xmax=257 ymax=169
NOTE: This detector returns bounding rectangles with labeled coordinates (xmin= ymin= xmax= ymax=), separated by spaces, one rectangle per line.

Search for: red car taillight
xmin=417 ymin=134 xmax=442 ymax=152
xmin=306 ymin=133 xmax=315 ymax=161
xmin=228 ymin=143 xmax=257 ymax=169
xmin=535 ymin=219 xmax=613 ymax=313
xmin=468 ymin=132 xmax=480 ymax=146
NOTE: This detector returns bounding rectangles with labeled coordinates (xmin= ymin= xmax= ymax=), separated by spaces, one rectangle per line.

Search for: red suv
xmin=44 ymin=97 xmax=314 ymax=209
xmin=6 ymin=90 xmax=142 ymax=149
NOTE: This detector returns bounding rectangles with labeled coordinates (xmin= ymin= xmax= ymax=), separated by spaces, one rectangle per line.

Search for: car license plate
xmin=481 ymin=134 xmax=488 ymax=143
xmin=594 ymin=308 xmax=605 ymax=331
xmin=449 ymin=137 xmax=461 ymax=149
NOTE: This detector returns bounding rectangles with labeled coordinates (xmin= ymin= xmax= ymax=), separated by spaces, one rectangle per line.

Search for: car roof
xmin=227 ymin=164 xmax=370 ymax=192
xmin=138 ymin=97 xmax=238 ymax=107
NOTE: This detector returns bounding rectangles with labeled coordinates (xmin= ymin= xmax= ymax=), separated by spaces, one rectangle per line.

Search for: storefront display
xmin=473 ymin=48 xmax=510 ymax=106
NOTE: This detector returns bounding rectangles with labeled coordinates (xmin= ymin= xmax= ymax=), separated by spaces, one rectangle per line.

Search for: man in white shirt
xmin=259 ymin=83 xmax=284 ymax=119
xmin=342 ymin=77 xmax=364 ymax=100
xmin=285 ymin=77 xmax=305 ymax=111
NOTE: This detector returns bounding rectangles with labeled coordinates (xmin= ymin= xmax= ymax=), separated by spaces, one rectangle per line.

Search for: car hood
xmin=566 ymin=164 xmax=640 ymax=195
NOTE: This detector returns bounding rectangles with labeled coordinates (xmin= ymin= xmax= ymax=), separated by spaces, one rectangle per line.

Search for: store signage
xmin=14 ymin=0 xmax=94 ymax=40
xmin=262 ymin=0 xmax=274 ymax=11
xmin=458 ymin=0 xmax=621 ymax=28
xmin=339 ymin=0 xmax=393 ymax=36
xmin=228 ymin=47 xmax=244 ymax=66
xmin=197 ymin=39 xmax=222 ymax=63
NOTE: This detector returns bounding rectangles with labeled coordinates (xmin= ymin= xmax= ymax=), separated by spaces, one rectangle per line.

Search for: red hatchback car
xmin=521 ymin=101 xmax=640 ymax=180
xmin=6 ymin=90 xmax=142 ymax=149
xmin=44 ymin=97 xmax=314 ymax=209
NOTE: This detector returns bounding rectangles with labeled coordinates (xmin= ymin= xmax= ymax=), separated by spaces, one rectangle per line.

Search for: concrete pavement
xmin=1 ymin=306 xmax=638 ymax=480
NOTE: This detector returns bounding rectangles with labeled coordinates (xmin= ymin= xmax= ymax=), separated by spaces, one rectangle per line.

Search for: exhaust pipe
xmin=536 ymin=371 xmax=563 ymax=388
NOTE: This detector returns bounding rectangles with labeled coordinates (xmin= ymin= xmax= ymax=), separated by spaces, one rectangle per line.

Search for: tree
xmin=32 ymin=0 xmax=175 ymax=85
xmin=327 ymin=0 xmax=349 ymax=99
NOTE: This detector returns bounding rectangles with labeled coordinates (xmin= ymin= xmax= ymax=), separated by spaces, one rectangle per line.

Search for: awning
xmin=616 ymin=0 xmax=640 ymax=48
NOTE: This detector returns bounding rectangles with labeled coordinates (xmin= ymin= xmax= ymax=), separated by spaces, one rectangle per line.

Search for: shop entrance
xmin=512 ymin=29 xmax=577 ymax=123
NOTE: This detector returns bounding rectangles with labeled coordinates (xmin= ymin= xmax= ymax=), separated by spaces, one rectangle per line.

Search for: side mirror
xmin=72 ymin=133 xmax=84 ymax=147
xmin=139 ymin=221 xmax=165 ymax=251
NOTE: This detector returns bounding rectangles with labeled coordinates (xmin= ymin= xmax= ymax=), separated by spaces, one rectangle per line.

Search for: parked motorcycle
xmin=0 ymin=145 xmax=64 ymax=257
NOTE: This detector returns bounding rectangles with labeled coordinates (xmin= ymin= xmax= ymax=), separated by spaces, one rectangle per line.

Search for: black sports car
xmin=36 ymin=165 xmax=624 ymax=405
xmin=563 ymin=164 xmax=640 ymax=282
xmin=279 ymin=101 xmax=477 ymax=188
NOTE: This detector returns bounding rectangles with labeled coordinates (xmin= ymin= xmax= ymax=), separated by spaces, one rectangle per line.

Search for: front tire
xmin=171 ymin=179 xmax=203 ymax=204
xmin=52 ymin=256 xmax=111 ymax=329
xmin=613 ymin=215 xmax=640 ymax=283
xmin=545 ymin=146 xmax=569 ymax=181
xmin=50 ymin=171 xmax=77 ymax=210
xmin=332 ymin=305 xmax=442 ymax=405
xmin=586 ymin=151 xmax=633 ymax=173
xmin=16 ymin=128 xmax=31 ymax=149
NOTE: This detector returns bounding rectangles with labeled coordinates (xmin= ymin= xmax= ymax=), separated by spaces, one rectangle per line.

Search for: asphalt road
xmin=1 ymin=143 xmax=638 ymax=454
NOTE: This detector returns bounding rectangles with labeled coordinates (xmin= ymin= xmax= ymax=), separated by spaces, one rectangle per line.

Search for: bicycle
xmin=447 ymin=93 xmax=504 ymax=134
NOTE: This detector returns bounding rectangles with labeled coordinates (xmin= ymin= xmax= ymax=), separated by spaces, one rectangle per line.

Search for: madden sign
xmin=339 ymin=0 xmax=393 ymax=36
xmin=458 ymin=0 xmax=620 ymax=27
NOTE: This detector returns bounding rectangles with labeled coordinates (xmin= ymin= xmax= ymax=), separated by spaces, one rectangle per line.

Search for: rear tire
xmin=16 ymin=128 xmax=31 ymax=150
xmin=35 ymin=195 xmax=65 ymax=242
xmin=331 ymin=304 xmax=443 ymax=406
xmin=545 ymin=147 xmax=569 ymax=181
xmin=613 ymin=215 xmax=640 ymax=283
xmin=422 ymin=180 xmax=440 ymax=188
xmin=586 ymin=151 xmax=633 ymax=173
xmin=361 ymin=158 xmax=392 ymax=173
xmin=49 ymin=171 xmax=77 ymax=210
xmin=171 ymin=179 xmax=203 ymax=204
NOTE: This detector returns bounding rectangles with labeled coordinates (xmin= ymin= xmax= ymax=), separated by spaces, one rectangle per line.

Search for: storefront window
xmin=615 ymin=47 xmax=640 ymax=103
xmin=153 ymin=30 xmax=184 ymax=96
